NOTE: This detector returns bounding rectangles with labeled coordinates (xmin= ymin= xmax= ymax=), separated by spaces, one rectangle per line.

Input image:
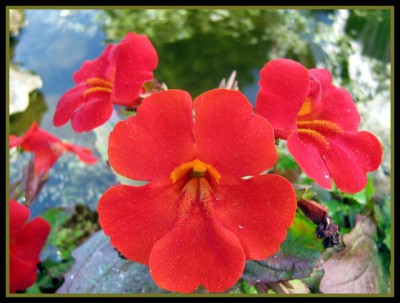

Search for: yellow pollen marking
xmin=178 ymin=178 xmax=199 ymax=219
xmin=297 ymin=129 xmax=330 ymax=149
xmin=297 ymin=120 xmax=343 ymax=135
xmin=199 ymin=177 xmax=215 ymax=216
xmin=298 ymin=97 xmax=313 ymax=116
xmin=83 ymin=87 xmax=113 ymax=97
xmin=171 ymin=159 xmax=221 ymax=183
xmin=85 ymin=77 xmax=113 ymax=88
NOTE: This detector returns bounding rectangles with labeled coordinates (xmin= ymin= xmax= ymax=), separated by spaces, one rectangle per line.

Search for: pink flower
xmin=53 ymin=33 xmax=158 ymax=133
xmin=255 ymin=58 xmax=383 ymax=193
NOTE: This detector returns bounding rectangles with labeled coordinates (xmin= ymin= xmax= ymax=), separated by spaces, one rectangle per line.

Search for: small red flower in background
xmin=9 ymin=199 xmax=50 ymax=293
xmin=53 ymin=32 xmax=158 ymax=133
xmin=255 ymin=58 xmax=383 ymax=193
xmin=10 ymin=122 xmax=97 ymax=176
xmin=98 ymin=88 xmax=297 ymax=293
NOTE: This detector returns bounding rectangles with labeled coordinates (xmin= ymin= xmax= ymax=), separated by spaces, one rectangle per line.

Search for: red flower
xmin=255 ymin=58 xmax=383 ymax=193
xmin=9 ymin=199 xmax=50 ymax=293
xmin=10 ymin=122 xmax=97 ymax=176
xmin=53 ymin=32 xmax=158 ymax=133
xmin=98 ymin=89 xmax=297 ymax=293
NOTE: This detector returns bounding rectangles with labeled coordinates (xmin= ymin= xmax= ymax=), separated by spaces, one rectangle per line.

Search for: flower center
xmin=171 ymin=159 xmax=221 ymax=184
xmin=83 ymin=77 xmax=113 ymax=97
xmin=171 ymin=159 xmax=221 ymax=217
xmin=297 ymin=120 xmax=343 ymax=151
xmin=297 ymin=97 xmax=313 ymax=116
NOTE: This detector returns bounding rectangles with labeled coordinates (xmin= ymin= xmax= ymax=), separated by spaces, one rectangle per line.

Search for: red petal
xmin=255 ymin=58 xmax=310 ymax=130
xmin=53 ymin=84 xmax=86 ymax=127
xmin=309 ymin=68 xmax=332 ymax=93
xmin=9 ymin=200 xmax=30 ymax=234
xmin=149 ymin=201 xmax=245 ymax=293
xmin=98 ymin=181 xmax=178 ymax=264
xmin=215 ymin=175 xmax=297 ymax=260
xmin=324 ymin=131 xmax=383 ymax=193
xmin=111 ymin=33 xmax=158 ymax=106
xmin=316 ymin=85 xmax=360 ymax=132
xmin=20 ymin=126 xmax=60 ymax=151
xmin=9 ymin=123 xmax=39 ymax=148
xmin=287 ymin=132 xmax=333 ymax=189
xmin=193 ymin=89 xmax=277 ymax=178
xmin=32 ymin=148 xmax=60 ymax=175
xmin=73 ymin=44 xmax=115 ymax=83
xmin=9 ymin=135 xmax=22 ymax=148
xmin=70 ymin=95 xmax=114 ymax=133
xmin=109 ymin=90 xmax=195 ymax=181
xmin=11 ymin=217 xmax=50 ymax=264
xmin=64 ymin=143 xmax=98 ymax=164
xmin=9 ymin=253 xmax=37 ymax=293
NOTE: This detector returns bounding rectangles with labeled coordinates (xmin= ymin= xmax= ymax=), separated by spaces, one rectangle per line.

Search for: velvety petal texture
xmin=9 ymin=200 xmax=50 ymax=293
xmin=255 ymin=58 xmax=383 ymax=193
xmin=111 ymin=33 xmax=159 ymax=105
xmin=287 ymin=133 xmax=333 ymax=190
xmin=324 ymin=132 xmax=383 ymax=193
xmin=69 ymin=93 xmax=114 ymax=133
xmin=149 ymin=203 xmax=246 ymax=293
xmin=313 ymin=85 xmax=360 ymax=132
xmin=9 ymin=122 xmax=97 ymax=175
xmin=53 ymin=32 xmax=158 ymax=132
xmin=194 ymin=89 xmax=277 ymax=178
xmin=215 ymin=175 xmax=297 ymax=260
xmin=108 ymin=90 xmax=195 ymax=181
xmin=98 ymin=181 xmax=179 ymax=264
xmin=99 ymin=88 xmax=297 ymax=293
xmin=10 ymin=199 xmax=30 ymax=233
xmin=53 ymin=84 xmax=86 ymax=128
xmin=255 ymin=58 xmax=310 ymax=131
xmin=73 ymin=44 xmax=115 ymax=83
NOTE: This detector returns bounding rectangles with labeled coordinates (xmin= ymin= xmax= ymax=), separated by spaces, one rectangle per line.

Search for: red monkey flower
xmin=98 ymin=89 xmax=297 ymax=293
xmin=9 ymin=199 xmax=50 ymax=293
xmin=9 ymin=122 xmax=97 ymax=176
xmin=255 ymin=58 xmax=383 ymax=193
xmin=53 ymin=32 xmax=158 ymax=133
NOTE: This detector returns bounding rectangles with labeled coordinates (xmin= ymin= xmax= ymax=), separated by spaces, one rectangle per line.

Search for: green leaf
xmin=383 ymin=229 xmax=391 ymax=250
xmin=374 ymin=195 xmax=391 ymax=250
xmin=25 ymin=283 xmax=42 ymax=294
xmin=57 ymin=230 xmax=167 ymax=294
xmin=41 ymin=208 xmax=71 ymax=244
xmin=239 ymin=279 xmax=258 ymax=294
xmin=332 ymin=175 xmax=374 ymax=206
xmin=320 ymin=216 xmax=390 ymax=293
xmin=275 ymin=151 xmax=299 ymax=172
xmin=242 ymin=210 xmax=323 ymax=284
xmin=36 ymin=258 xmax=74 ymax=292
xmin=364 ymin=174 xmax=375 ymax=202
xmin=41 ymin=258 xmax=75 ymax=278
xmin=41 ymin=205 xmax=100 ymax=260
